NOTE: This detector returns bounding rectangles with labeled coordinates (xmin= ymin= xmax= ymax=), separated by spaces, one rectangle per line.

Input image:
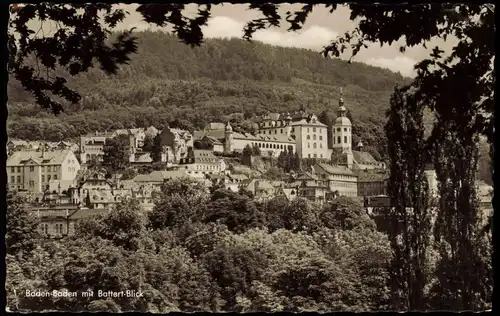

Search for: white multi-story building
xmin=194 ymin=122 xmax=296 ymax=158
xmin=7 ymin=149 xmax=81 ymax=194
xmin=258 ymin=111 xmax=328 ymax=159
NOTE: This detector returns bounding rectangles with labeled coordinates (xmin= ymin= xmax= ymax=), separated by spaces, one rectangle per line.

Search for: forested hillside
xmin=7 ymin=31 xmax=408 ymax=150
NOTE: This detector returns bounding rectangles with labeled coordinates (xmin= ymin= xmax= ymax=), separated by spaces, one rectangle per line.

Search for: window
xmin=308 ymin=154 xmax=311 ymax=158
xmin=48 ymin=175 xmax=51 ymax=181
xmin=313 ymin=135 xmax=316 ymax=140
xmin=307 ymin=135 xmax=310 ymax=140
xmin=292 ymin=128 xmax=295 ymax=132
xmin=320 ymin=154 xmax=323 ymax=158
xmin=11 ymin=176 xmax=15 ymax=183
xmin=313 ymin=128 xmax=316 ymax=132
xmin=275 ymin=130 xmax=278 ymax=134
xmin=319 ymin=136 xmax=323 ymax=140
xmin=17 ymin=166 xmax=21 ymax=173
xmin=337 ymin=136 xmax=341 ymax=144
xmin=47 ymin=166 xmax=51 ymax=172
xmin=344 ymin=136 xmax=348 ymax=143
xmin=314 ymin=154 xmax=317 ymax=158
xmin=308 ymin=143 xmax=310 ymax=148
xmin=344 ymin=128 xmax=347 ymax=132
xmin=30 ymin=166 xmax=34 ymax=172
xmin=280 ymin=129 xmax=283 ymax=134
xmin=54 ymin=175 xmax=58 ymax=180
xmin=313 ymin=143 xmax=317 ymax=149
xmin=337 ymin=128 xmax=341 ymax=132
xmin=40 ymin=224 xmax=49 ymax=235
xmin=29 ymin=180 xmax=34 ymax=187
xmin=307 ymin=128 xmax=310 ymax=132
xmin=333 ymin=137 xmax=335 ymax=144
xmin=11 ymin=167 xmax=15 ymax=173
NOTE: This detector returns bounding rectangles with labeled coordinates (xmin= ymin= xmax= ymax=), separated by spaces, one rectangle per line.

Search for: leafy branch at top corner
xmin=136 ymin=3 xmax=212 ymax=47
xmin=8 ymin=3 xmax=138 ymax=115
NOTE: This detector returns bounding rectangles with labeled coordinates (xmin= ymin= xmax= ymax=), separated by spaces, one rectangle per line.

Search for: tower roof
xmin=225 ymin=121 xmax=233 ymax=132
xmin=335 ymin=87 xmax=351 ymax=126
xmin=335 ymin=116 xmax=352 ymax=126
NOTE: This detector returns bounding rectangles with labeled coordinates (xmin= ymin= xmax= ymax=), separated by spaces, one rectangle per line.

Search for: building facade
xmin=7 ymin=149 xmax=81 ymax=194
xmin=356 ymin=169 xmax=389 ymax=197
xmin=156 ymin=127 xmax=194 ymax=164
xmin=194 ymin=122 xmax=296 ymax=158
xmin=79 ymin=131 xmax=115 ymax=164
xmin=179 ymin=149 xmax=227 ymax=179
xmin=258 ymin=112 xmax=328 ymax=159
xmin=312 ymin=163 xmax=358 ymax=197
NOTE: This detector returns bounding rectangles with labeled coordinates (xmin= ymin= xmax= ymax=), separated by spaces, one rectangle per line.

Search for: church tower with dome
xmin=331 ymin=88 xmax=354 ymax=168
xmin=332 ymin=88 xmax=352 ymax=153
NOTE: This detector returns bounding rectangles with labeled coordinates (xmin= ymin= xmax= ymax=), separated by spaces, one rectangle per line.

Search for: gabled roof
xmin=314 ymin=163 xmax=355 ymax=176
xmin=133 ymin=170 xmax=187 ymax=183
xmin=7 ymin=149 xmax=71 ymax=166
xmin=352 ymin=150 xmax=378 ymax=164
xmin=193 ymin=149 xmax=219 ymax=162
xmin=245 ymin=179 xmax=275 ymax=191
xmin=355 ymin=169 xmax=389 ymax=182
xmin=202 ymin=135 xmax=223 ymax=145
xmin=135 ymin=153 xmax=152 ymax=163
xmin=278 ymin=187 xmax=298 ymax=201
xmin=291 ymin=118 xmax=327 ymax=127
xmin=88 ymin=190 xmax=115 ymax=203
xmin=69 ymin=208 xmax=109 ymax=220
xmin=144 ymin=126 xmax=159 ymax=137
xmin=8 ymin=139 xmax=30 ymax=147
xmin=228 ymin=174 xmax=249 ymax=181
xmin=296 ymin=172 xmax=318 ymax=181
xmin=194 ymin=129 xmax=225 ymax=141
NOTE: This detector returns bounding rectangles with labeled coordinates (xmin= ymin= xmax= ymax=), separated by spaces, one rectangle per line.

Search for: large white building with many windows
xmin=257 ymin=111 xmax=329 ymax=159
xmin=7 ymin=149 xmax=81 ymax=194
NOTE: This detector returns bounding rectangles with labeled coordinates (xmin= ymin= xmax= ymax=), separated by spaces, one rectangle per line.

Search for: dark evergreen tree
xmin=385 ymin=85 xmax=432 ymax=310
xmin=150 ymin=134 xmax=163 ymax=163
xmin=102 ymin=134 xmax=129 ymax=172
xmin=242 ymin=144 xmax=253 ymax=167
xmin=142 ymin=134 xmax=155 ymax=152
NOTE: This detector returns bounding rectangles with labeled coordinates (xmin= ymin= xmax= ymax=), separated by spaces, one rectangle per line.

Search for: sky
xmin=113 ymin=3 xmax=459 ymax=78
xmin=18 ymin=3 xmax=459 ymax=78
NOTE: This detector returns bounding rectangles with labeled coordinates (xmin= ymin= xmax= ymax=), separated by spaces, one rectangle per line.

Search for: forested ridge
xmin=8 ymin=31 xmax=407 ymax=145
xmin=6 ymin=30 xmax=492 ymax=182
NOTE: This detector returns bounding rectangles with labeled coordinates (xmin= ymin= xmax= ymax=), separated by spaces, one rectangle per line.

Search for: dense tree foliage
xmin=5 ymin=170 xmax=492 ymax=312
xmin=102 ymin=134 xmax=129 ymax=172
xmin=5 ymin=191 xmax=41 ymax=257
xmin=385 ymin=86 xmax=433 ymax=309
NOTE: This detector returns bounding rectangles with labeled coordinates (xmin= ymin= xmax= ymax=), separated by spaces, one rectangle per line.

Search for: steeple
xmin=338 ymin=87 xmax=347 ymax=117
xmin=339 ymin=87 xmax=344 ymax=106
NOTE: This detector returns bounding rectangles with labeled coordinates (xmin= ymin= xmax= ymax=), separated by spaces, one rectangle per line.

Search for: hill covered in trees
xmin=9 ymin=30 xmax=410 ymax=158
